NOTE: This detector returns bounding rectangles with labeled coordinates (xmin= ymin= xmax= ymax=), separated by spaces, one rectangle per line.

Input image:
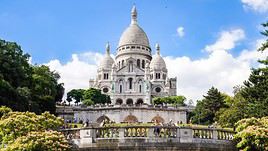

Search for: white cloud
xmin=176 ymin=26 xmax=185 ymax=38
xmin=45 ymin=52 xmax=103 ymax=98
xmin=165 ymin=29 xmax=267 ymax=101
xmin=205 ymin=29 xmax=245 ymax=52
xmin=44 ymin=29 xmax=267 ymax=102
xmin=241 ymin=0 xmax=268 ymax=13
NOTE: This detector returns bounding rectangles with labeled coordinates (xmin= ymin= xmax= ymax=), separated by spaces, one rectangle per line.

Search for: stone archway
xmin=123 ymin=115 xmax=138 ymax=123
xmin=96 ymin=115 xmax=110 ymax=124
xmin=126 ymin=98 xmax=133 ymax=105
xmin=136 ymin=98 xmax=143 ymax=105
xmin=115 ymin=98 xmax=123 ymax=105
xmin=151 ymin=115 xmax=165 ymax=124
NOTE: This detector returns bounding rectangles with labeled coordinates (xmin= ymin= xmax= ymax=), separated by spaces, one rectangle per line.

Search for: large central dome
xmin=118 ymin=23 xmax=150 ymax=47
xmin=117 ymin=6 xmax=150 ymax=49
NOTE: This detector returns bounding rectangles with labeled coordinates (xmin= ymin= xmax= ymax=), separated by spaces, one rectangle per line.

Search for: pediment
xmin=116 ymin=64 xmax=145 ymax=75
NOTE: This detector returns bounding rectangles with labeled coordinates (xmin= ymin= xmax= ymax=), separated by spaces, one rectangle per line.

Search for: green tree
xmin=82 ymin=88 xmax=111 ymax=105
xmin=192 ymin=87 xmax=226 ymax=125
xmin=234 ymin=117 xmax=268 ymax=151
xmin=0 ymin=39 xmax=65 ymax=113
xmin=0 ymin=40 xmax=32 ymax=88
xmin=67 ymin=89 xmax=85 ymax=105
xmin=0 ymin=106 xmax=11 ymax=118
xmin=30 ymin=65 xmax=61 ymax=114
xmin=152 ymin=95 xmax=186 ymax=106
xmin=55 ymin=83 xmax=65 ymax=103
xmin=240 ymin=22 xmax=268 ymax=118
xmin=216 ymin=92 xmax=248 ymax=127
xmin=0 ymin=39 xmax=32 ymax=111
xmin=3 ymin=131 xmax=70 ymax=151
xmin=0 ymin=106 xmax=69 ymax=150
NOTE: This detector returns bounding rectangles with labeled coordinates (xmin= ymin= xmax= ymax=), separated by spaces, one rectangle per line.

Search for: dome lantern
xmin=131 ymin=5 xmax=137 ymax=25
xmin=106 ymin=42 xmax=110 ymax=55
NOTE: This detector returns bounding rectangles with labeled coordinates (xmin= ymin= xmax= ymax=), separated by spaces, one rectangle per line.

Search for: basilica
xmin=58 ymin=6 xmax=188 ymax=124
xmin=89 ymin=6 xmax=177 ymax=105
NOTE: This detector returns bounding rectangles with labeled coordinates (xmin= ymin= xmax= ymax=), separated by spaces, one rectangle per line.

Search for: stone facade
xmin=89 ymin=6 xmax=177 ymax=105
xmin=65 ymin=6 xmax=192 ymax=125
xmin=73 ymin=105 xmax=187 ymax=124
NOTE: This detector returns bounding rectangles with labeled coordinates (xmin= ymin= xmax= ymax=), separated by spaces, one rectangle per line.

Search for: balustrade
xmin=157 ymin=126 xmax=177 ymax=138
xmin=124 ymin=126 xmax=148 ymax=137
xmin=62 ymin=126 xmax=235 ymax=143
xmin=96 ymin=127 xmax=119 ymax=138
xmin=193 ymin=128 xmax=213 ymax=139
xmin=61 ymin=129 xmax=81 ymax=140
xmin=217 ymin=130 xmax=234 ymax=140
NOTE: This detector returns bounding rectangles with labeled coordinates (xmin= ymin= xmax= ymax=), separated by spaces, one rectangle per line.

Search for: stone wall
xmin=76 ymin=141 xmax=237 ymax=151
xmin=73 ymin=105 xmax=188 ymax=124
xmin=62 ymin=126 xmax=236 ymax=151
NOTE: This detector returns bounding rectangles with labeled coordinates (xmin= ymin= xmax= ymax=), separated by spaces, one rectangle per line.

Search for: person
xmin=153 ymin=120 xmax=160 ymax=137
xmin=168 ymin=119 xmax=173 ymax=126
xmin=83 ymin=121 xmax=88 ymax=128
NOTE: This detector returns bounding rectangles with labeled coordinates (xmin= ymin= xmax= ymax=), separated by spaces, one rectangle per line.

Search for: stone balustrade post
xmin=118 ymin=127 xmax=125 ymax=143
xmin=179 ymin=127 xmax=193 ymax=143
xmin=80 ymin=128 xmax=94 ymax=147
xmin=176 ymin=127 xmax=180 ymax=142
xmin=91 ymin=128 xmax=96 ymax=142
xmin=148 ymin=127 xmax=154 ymax=138
xmin=212 ymin=129 xmax=218 ymax=140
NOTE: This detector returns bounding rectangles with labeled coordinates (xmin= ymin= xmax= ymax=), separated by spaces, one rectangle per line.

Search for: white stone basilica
xmin=89 ymin=6 xmax=177 ymax=105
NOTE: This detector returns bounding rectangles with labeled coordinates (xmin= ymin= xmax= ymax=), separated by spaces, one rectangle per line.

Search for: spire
xmin=106 ymin=42 xmax=110 ymax=55
xmin=131 ymin=5 xmax=137 ymax=24
xmin=155 ymin=43 xmax=160 ymax=55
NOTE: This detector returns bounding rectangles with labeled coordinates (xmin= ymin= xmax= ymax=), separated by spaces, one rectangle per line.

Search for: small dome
xmin=118 ymin=6 xmax=150 ymax=48
xmin=150 ymin=44 xmax=166 ymax=70
xmin=99 ymin=43 xmax=115 ymax=70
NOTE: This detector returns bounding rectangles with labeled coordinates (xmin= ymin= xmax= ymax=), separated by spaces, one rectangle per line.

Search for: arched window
xmin=128 ymin=78 xmax=133 ymax=89
xmin=120 ymin=85 xmax=122 ymax=93
xmin=116 ymin=98 xmax=123 ymax=105
xmin=137 ymin=59 xmax=140 ymax=68
xmin=119 ymin=61 xmax=121 ymax=69
xmin=155 ymin=73 xmax=161 ymax=79
xmin=119 ymin=79 xmax=123 ymax=93
xmin=128 ymin=61 xmax=133 ymax=72
xmin=138 ymin=79 xmax=142 ymax=93
xmin=122 ymin=60 xmax=124 ymax=67
xmin=142 ymin=60 xmax=145 ymax=68
xmin=126 ymin=98 xmax=133 ymax=105
xmin=103 ymin=73 xmax=109 ymax=79
xmin=136 ymin=99 xmax=143 ymax=105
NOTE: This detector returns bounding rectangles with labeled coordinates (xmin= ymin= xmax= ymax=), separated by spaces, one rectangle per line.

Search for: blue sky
xmin=0 ymin=0 xmax=266 ymax=63
xmin=0 ymin=0 xmax=268 ymax=100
